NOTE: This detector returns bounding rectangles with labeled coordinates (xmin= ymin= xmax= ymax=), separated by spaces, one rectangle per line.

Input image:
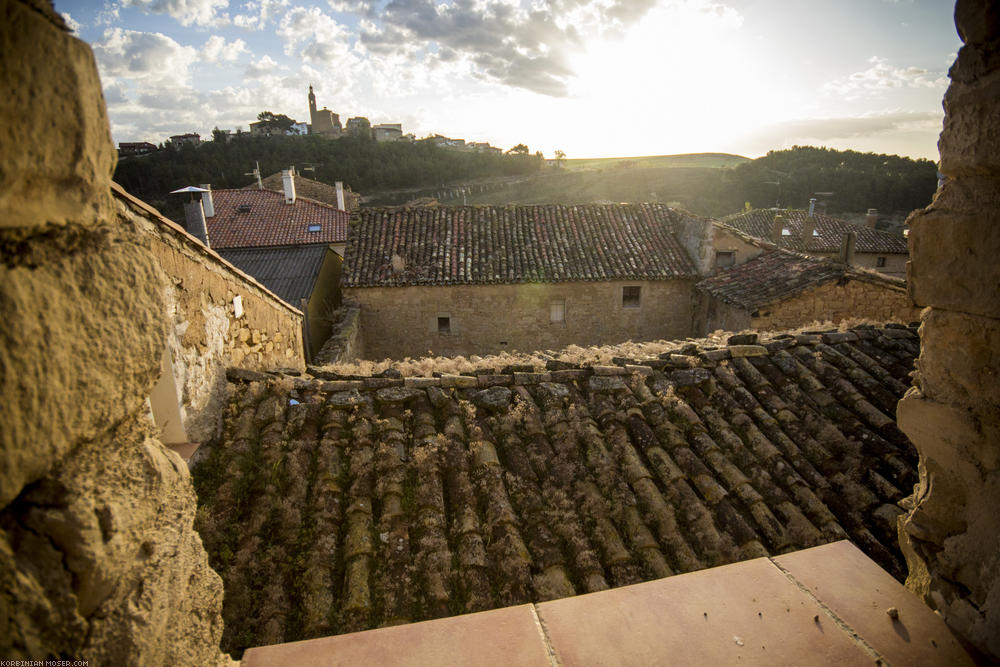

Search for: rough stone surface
xmin=1 ymin=3 xmax=229 ymax=663
xmin=898 ymin=2 xmax=1000 ymax=658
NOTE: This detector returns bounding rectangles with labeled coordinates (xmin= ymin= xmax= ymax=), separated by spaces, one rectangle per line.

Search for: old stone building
xmin=307 ymin=85 xmax=342 ymax=137
xmin=695 ymin=249 xmax=920 ymax=333
xmin=720 ymin=209 xmax=909 ymax=278
xmin=342 ymin=204 xmax=701 ymax=359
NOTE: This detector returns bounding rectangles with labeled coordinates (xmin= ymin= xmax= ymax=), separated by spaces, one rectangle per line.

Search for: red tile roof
xmin=205 ymin=189 xmax=349 ymax=249
xmin=696 ymin=249 xmax=907 ymax=311
xmin=721 ymin=209 xmax=908 ymax=255
xmin=344 ymin=203 xmax=698 ymax=287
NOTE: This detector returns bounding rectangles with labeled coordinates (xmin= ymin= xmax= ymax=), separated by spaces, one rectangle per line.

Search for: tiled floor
xmin=241 ymin=541 xmax=972 ymax=666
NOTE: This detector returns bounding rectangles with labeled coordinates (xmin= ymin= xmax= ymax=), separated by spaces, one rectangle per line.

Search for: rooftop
xmin=721 ymin=209 xmax=909 ymax=255
xmin=696 ymin=249 xmax=908 ymax=311
xmin=194 ymin=323 xmax=921 ymax=655
xmin=205 ymin=189 xmax=349 ymax=249
xmin=217 ymin=245 xmax=334 ymax=308
xmin=344 ymin=203 xmax=699 ymax=287
xmin=245 ymin=172 xmax=361 ymax=211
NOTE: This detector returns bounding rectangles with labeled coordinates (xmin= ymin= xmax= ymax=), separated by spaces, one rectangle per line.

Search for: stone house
xmin=720 ymin=209 xmax=909 ymax=278
xmin=695 ymin=248 xmax=921 ymax=333
xmin=342 ymin=203 xmax=700 ymax=359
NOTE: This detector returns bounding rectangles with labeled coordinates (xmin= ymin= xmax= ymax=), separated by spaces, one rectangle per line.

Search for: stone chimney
xmin=771 ymin=214 xmax=785 ymax=244
xmin=800 ymin=214 xmax=816 ymax=249
xmin=282 ymin=169 xmax=296 ymax=204
xmin=183 ymin=200 xmax=209 ymax=247
xmin=808 ymin=197 xmax=817 ymax=216
xmin=199 ymin=183 xmax=214 ymax=217
xmin=866 ymin=208 xmax=878 ymax=228
xmin=336 ymin=181 xmax=345 ymax=210
xmin=838 ymin=231 xmax=856 ymax=265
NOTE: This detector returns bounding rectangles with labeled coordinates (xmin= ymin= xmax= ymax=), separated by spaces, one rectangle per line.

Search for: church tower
xmin=308 ymin=84 xmax=317 ymax=116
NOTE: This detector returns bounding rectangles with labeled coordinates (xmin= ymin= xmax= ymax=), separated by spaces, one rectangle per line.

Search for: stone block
xmin=550 ymin=369 xmax=589 ymax=383
xmin=403 ymin=377 xmax=441 ymax=388
xmin=700 ymin=349 xmax=731 ymax=362
xmin=592 ymin=365 xmax=629 ymax=376
xmin=477 ymin=374 xmax=512 ymax=387
xmin=914 ymin=309 xmax=1000 ymax=411
xmin=440 ymin=374 xmax=477 ymax=389
xmin=728 ymin=345 xmax=768 ymax=358
xmin=625 ymin=365 xmax=653 ymax=377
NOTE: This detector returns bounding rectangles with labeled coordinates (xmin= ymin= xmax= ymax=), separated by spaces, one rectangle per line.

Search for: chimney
xmin=199 ymin=183 xmax=214 ymax=217
xmin=771 ymin=214 xmax=785 ymax=244
xmin=335 ymin=181 xmax=345 ymax=211
xmin=183 ymin=200 xmax=210 ymax=247
xmin=800 ymin=214 xmax=816 ymax=249
xmin=282 ymin=169 xmax=296 ymax=204
xmin=838 ymin=231 xmax=856 ymax=265
xmin=866 ymin=208 xmax=878 ymax=228
xmin=808 ymin=198 xmax=817 ymax=217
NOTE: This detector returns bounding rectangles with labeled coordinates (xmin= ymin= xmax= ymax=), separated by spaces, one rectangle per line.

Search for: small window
xmin=781 ymin=228 xmax=791 ymax=236
xmin=437 ymin=316 xmax=451 ymax=334
xmin=876 ymin=256 xmax=887 ymax=267
xmin=715 ymin=251 xmax=735 ymax=269
xmin=622 ymin=286 xmax=641 ymax=308
xmin=550 ymin=301 xmax=565 ymax=323
xmin=307 ymin=224 xmax=321 ymax=232
xmin=237 ymin=204 xmax=251 ymax=213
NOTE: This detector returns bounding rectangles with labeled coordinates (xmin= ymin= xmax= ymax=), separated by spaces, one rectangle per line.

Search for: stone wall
xmin=750 ymin=279 xmax=921 ymax=332
xmin=897 ymin=0 xmax=1000 ymax=658
xmin=117 ymin=187 xmax=305 ymax=443
xmin=314 ymin=298 xmax=361 ymax=365
xmin=673 ymin=211 xmax=715 ymax=275
xmin=0 ymin=3 xmax=228 ymax=663
xmin=346 ymin=280 xmax=695 ymax=360
xmin=711 ymin=226 xmax=767 ymax=268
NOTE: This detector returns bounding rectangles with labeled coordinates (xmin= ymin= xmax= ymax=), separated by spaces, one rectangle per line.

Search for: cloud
xmin=120 ymin=0 xmax=230 ymax=26
xmin=92 ymin=27 xmax=198 ymax=87
xmin=200 ymin=35 xmax=248 ymax=63
xmin=823 ymin=56 xmax=948 ymax=99
xmin=60 ymin=11 xmax=82 ymax=34
xmin=233 ymin=0 xmax=289 ymax=29
xmin=244 ymin=54 xmax=281 ymax=78
xmin=277 ymin=6 xmax=354 ymax=65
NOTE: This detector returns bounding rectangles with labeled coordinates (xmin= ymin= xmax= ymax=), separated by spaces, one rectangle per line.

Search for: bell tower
xmin=308 ymin=84 xmax=317 ymax=117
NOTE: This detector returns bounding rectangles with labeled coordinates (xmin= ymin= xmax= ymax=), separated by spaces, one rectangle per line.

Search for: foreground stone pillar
xmin=898 ymin=0 xmax=1000 ymax=658
xmin=0 ymin=0 xmax=229 ymax=663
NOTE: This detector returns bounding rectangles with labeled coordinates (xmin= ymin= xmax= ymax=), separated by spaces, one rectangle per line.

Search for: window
xmin=307 ymin=224 xmax=321 ymax=232
xmin=622 ymin=286 xmax=641 ymax=308
xmin=237 ymin=204 xmax=251 ymax=213
xmin=876 ymin=256 xmax=887 ymax=267
xmin=715 ymin=251 xmax=735 ymax=269
xmin=437 ymin=316 xmax=451 ymax=334
xmin=550 ymin=301 xmax=565 ymax=323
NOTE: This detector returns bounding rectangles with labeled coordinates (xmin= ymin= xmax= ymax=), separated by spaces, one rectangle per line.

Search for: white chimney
xmin=866 ymin=208 xmax=878 ymax=228
xmin=282 ymin=169 xmax=296 ymax=204
xmin=335 ymin=181 xmax=345 ymax=210
xmin=808 ymin=198 xmax=817 ymax=217
xmin=199 ymin=183 xmax=214 ymax=217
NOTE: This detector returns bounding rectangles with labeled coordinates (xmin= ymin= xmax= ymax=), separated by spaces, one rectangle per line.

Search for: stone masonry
xmin=749 ymin=280 xmax=920 ymax=332
xmin=896 ymin=0 xmax=1000 ymax=658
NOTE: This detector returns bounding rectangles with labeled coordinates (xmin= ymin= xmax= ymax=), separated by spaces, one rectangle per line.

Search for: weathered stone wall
xmin=314 ymin=298 xmax=361 ymax=365
xmin=753 ymin=279 xmax=919 ymax=332
xmin=118 ymin=188 xmax=305 ymax=443
xmin=0 ymin=3 xmax=228 ymax=663
xmin=346 ymin=280 xmax=695 ymax=360
xmin=673 ymin=212 xmax=714 ymax=275
xmin=695 ymin=296 xmax=752 ymax=335
xmin=711 ymin=227 xmax=767 ymax=268
xmin=897 ymin=1 xmax=1000 ymax=657
xmin=848 ymin=252 xmax=907 ymax=279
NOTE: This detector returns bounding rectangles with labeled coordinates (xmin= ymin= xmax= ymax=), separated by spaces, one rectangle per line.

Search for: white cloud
xmin=823 ymin=56 xmax=948 ymax=99
xmin=277 ymin=6 xmax=355 ymax=65
xmin=121 ymin=0 xmax=230 ymax=26
xmin=200 ymin=35 xmax=248 ymax=63
xmin=60 ymin=11 xmax=82 ymax=34
xmin=233 ymin=0 xmax=288 ymax=29
xmin=245 ymin=54 xmax=281 ymax=78
xmin=93 ymin=27 xmax=198 ymax=87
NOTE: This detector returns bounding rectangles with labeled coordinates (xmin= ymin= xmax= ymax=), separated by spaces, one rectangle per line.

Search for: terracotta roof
xmin=217 ymin=245 xmax=332 ymax=307
xmin=721 ymin=209 xmax=908 ymax=255
xmin=696 ymin=249 xmax=908 ymax=311
xmin=344 ymin=203 xmax=698 ymax=287
xmin=245 ymin=172 xmax=361 ymax=211
xmin=195 ymin=324 xmax=920 ymax=654
xmin=205 ymin=189 xmax=349 ymax=249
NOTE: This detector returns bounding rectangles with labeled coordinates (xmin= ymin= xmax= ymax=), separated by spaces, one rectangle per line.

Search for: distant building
xmin=168 ymin=133 xmax=200 ymax=147
xmin=249 ymin=120 xmax=307 ymax=137
xmin=469 ymin=141 xmax=501 ymax=154
xmin=373 ymin=123 xmax=403 ymax=142
xmin=308 ymin=85 xmax=342 ymax=137
xmin=244 ymin=168 xmax=362 ymax=212
xmin=346 ymin=117 xmax=372 ymax=137
xmin=118 ymin=141 xmax=157 ymax=156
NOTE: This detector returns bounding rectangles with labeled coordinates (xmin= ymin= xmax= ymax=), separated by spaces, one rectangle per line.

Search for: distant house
xmin=168 ymin=133 xmax=201 ymax=147
xmin=719 ymin=209 xmax=909 ymax=278
xmin=199 ymin=174 xmax=351 ymax=358
xmin=118 ymin=141 xmax=157 ymax=156
xmin=342 ymin=203 xmax=700 ymax=359
xmin=695 ymin=248 xmax=920 ymax=333
xmin=373 ymin=123 xmax=403 ymax=142
xmin=345 ymin=117 xmax=371 ymax=137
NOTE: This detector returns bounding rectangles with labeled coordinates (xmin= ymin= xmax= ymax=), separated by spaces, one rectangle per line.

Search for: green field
xmin=560 ymin=152 xmax=751 ymax=171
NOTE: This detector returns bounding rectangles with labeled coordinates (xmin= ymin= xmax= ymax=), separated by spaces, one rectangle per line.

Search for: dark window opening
xmin=623 ymin=286 xmax=641 ymax=308
xmin=715 ymin=251 xmax=735 ymax=269
xmin=437 ymin=316 xmax=450 ymax=334
xmin=237 ymin=204 xmax=251 ymax=213
xmin=876 ymin=256 xmax=887 ymax=267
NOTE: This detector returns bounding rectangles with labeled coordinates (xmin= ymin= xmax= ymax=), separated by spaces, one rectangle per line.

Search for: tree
xmin=507 ymin=143 xmax=529 ymax=155
xmin=554 ymin=149 xmax=566 ymax=167
xmin=256 ymin=111 xmax=295 ymax=135
xmin=211 ymin=127 xmax=228 ymax=142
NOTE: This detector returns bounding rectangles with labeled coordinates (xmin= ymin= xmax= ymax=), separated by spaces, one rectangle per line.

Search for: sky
xmin=55 ymin=0 xmax=961 ymax=160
